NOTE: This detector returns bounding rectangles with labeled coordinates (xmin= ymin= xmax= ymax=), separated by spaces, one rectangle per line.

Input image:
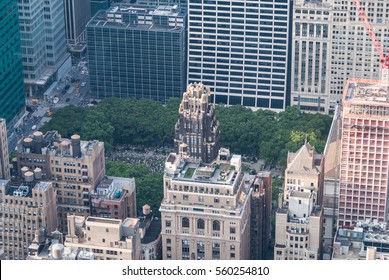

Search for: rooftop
xmin=343 ymin=78 xmax=389 ymax=105
xmin=174 ymin=161 xmax=239 ymax=186
xmin=286 ymin=142 xmax=322 ymax=175
xmin=86 ymin=217 xmax=121 ymax=225
xmin=140 ymin=217 xmax=161 ymax=244
xmin=296 ymin=0 xmax=332 ymax=9
xmin=92 ymin=176 xmax=135 ymax=201
xmin=88 ymin=4 xmax=186 ymax=31
xmin=2 ymin=180 xmax=51 ymax=198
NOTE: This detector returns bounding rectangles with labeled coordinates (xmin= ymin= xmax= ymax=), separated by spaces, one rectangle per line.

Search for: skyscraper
xmin=329 ymin=0 xmax=389 ymax=111
xmin=339 ymin=78 xmax=389 ymax=227
xmin=291 ymin=0 xmax=332 ymax=114
xmin=64 ymin=0 xmax=91 ymax=56
xmin=174 ymin=83 xmax=220 ymax=163
xmin=18 ymin=0 xmax=70 ymax=96
xmin=0 ymin=0 xmax=25 ymax=124
xmin=187 ymin=0 xmax=291 ymax=110
xmin=0 ymin=119 xmax=10 ymax=180
xmin=87 ymin=4 xmax=187 ymax=101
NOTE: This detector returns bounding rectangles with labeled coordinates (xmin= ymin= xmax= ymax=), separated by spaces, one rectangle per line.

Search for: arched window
xmin=182 ymin=217 xmax=190 ymax=228
xmin=212 ymin=220 xmax=220 ymax=231
xmin=197 ymin=219 xmax=205 ymax=229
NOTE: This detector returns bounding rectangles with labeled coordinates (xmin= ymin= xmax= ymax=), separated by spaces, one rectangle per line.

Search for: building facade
xmin=87 ymin=4 xmax=187 ymax=101
xmin=187 ymin=0 xmax=291 ymax=110
xmin=274 ymin=195 xmax=323 ymax=260
xmin=174 ymin=83 xmax=220 ymax=163
xmin=0 ymin=120 xmax=10 ymax=180
xmin=65 ymin=215 xmax=142 ymax=260
xmin=160 ymin=149 xmax=252 ymax=260
xmin=291 ymin=0 xmax=332 ymax=114
xmin=274 ymin=142 xmax=324 ymax=260
xmin=321 ymin=106 xmax=341 ymax=258
xmin=64 ymin=0 xmax=91 ymax=55
xmin=18 ymin=0 xmax=70 ymax=96
xmin=15 ymin=131 xmax=137 ymax=234
xmin=339 ymin=79 xmax=389 ymax=227
xmin=248 ymin=173 xmax=272 ymax=260
xmin=16 ymin=131 xmax=106 ymax=231
xmin=0 ymin=0 xmax=25 ymax=124
xmin=0 ymin=179 xmax=58 ymax=260
xmin=329 ymin=0 xmax=389 ymax=109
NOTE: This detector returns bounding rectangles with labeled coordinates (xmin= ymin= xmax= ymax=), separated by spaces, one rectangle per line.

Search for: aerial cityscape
xmin=0 ymin=0 xmax=389 ymax=261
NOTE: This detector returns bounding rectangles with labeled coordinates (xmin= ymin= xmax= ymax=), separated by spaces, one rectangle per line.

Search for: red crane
xmin=352 ymin=0 xmax=389 ymax=85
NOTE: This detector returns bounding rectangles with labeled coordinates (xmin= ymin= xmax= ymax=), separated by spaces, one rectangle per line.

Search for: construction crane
xmin=352 ymin=0 xmax=389 ymax=86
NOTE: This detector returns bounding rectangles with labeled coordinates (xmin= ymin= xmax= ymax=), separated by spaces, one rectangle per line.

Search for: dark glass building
xmin=0 ymin=0 xmax=25 ymax=124
xmin=87 ymin=4 xmax=187 ymax=102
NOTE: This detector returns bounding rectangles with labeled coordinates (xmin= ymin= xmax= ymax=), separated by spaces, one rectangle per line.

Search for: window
xmin=182 ymin=217 xmax=190 ymax=228
xmin=213 ymin=220 xmax=220 ymax=231
xmin=183 ymin=195 xmax=189 ymax=200
xmin=166 ymin=220 xmax=171 ymax=227
xmin=230 ymin=227 xmax=236 ymax=234
xmin=197 ymin=219 xmax=205 ymax=229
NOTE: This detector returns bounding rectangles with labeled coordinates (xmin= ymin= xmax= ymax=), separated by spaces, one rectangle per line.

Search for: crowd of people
xmin=107 ymin=144 xmax=173 ymax=174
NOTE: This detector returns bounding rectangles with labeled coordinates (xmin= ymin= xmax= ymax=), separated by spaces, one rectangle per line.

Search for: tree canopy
xmin=41 ymin=98 xmax=332 ymax=168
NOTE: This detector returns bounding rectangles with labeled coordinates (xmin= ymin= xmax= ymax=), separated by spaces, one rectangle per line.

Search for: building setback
xmin=174 ymin=83 xmax=220 ymax=163
xmin=87 ymin=4 xmax=187 ymax=102
xmin=187 ymin=0 xmax=291 ymax=110
xmin=0 ymin=0 xmax=25 ymax=124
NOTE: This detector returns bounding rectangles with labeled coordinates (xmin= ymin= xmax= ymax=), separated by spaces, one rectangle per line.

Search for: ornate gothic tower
xmin=174 ymin=83 xmax=220 ymax=163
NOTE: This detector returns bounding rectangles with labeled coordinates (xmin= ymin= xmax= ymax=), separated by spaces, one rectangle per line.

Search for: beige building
xmin=160 ymin=148 xmax=252 ymax=260
xmin=0 ymin=179 xmax=58 ymax=260
xmin=65 ymin=215 xmax=141 ymax=260
xmin=274 ymin=194 xmax=323 ymax=260
xmin=275 ymin=142 xmax=324 ymax=260
xmin=284 ymin=142 xmax=323 ymax=206
xmin=0 ymin=119 xmax=10 ymax=180
xmin=16 ymin=131 xmax=116 ymax=232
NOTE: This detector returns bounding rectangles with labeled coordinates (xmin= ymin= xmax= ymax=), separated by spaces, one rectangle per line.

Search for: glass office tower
xmin=0 ymin=0 xmax=25 ymax=124
xmin=87 ymin=4 xmax=187 ymax=102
